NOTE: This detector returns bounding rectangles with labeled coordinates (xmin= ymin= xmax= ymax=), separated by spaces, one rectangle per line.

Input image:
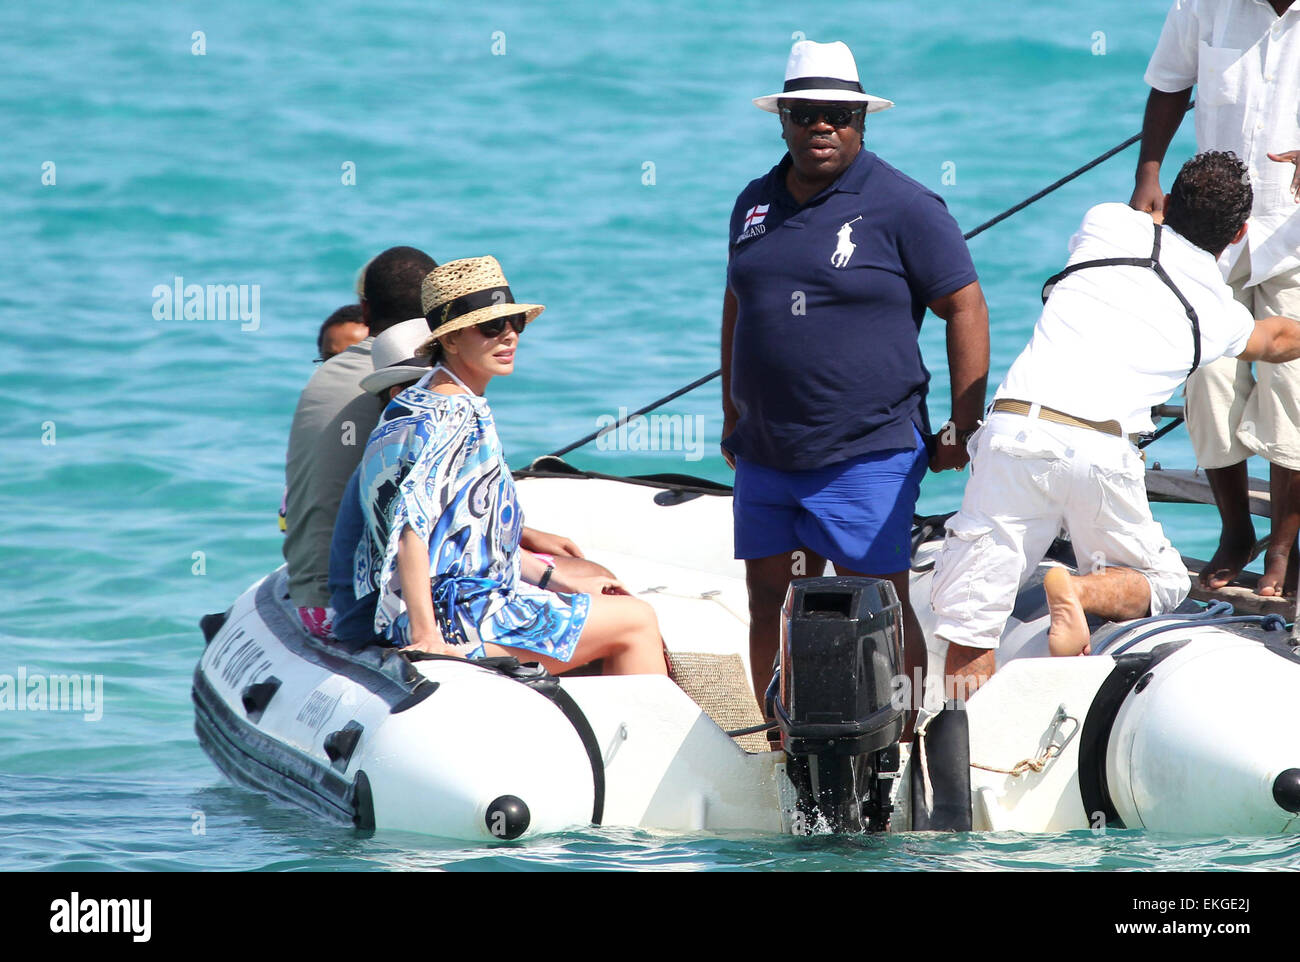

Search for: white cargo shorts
xmin=930 ymin=411 xmax=1190 ymax=650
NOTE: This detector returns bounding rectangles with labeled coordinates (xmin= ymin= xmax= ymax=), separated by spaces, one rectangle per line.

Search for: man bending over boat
xmin=931 ymin=151 xmax=1300 ymax=695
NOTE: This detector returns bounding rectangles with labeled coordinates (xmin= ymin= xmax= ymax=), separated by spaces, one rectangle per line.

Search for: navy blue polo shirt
xmin=724 ymin=148 xmax=978 ymax=471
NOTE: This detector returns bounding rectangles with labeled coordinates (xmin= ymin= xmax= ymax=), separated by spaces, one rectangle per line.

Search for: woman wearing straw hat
xmin=352 ymin=256 xmax=668 ymax=675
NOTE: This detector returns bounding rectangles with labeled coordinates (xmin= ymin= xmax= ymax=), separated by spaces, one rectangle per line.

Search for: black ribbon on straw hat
xmin=421 ymin=256 xmax=545 ymax=344
xmin=433 ymin=286 xmax=515 ymax=327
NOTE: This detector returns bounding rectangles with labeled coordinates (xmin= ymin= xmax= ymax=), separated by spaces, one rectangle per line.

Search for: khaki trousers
xmin=1184 ymin=249 xmax=1300 ymax=471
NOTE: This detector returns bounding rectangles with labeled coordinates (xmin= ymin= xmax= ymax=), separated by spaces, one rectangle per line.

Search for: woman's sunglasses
xmin=780 ymin=104 xmax=865 ymax=129
xmin=475 ymin=314 xmax=526 ymax=338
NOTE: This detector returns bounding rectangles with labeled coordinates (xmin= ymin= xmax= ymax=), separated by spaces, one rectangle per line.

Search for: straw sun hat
xmin=419 ymin=256 xmax=544 ymax=352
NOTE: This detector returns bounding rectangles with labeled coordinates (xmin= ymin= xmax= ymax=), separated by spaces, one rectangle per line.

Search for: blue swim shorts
xmin=732 ymin=426 xmax=928 ymax=574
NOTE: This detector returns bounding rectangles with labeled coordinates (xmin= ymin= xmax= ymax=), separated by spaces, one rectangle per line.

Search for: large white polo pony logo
xmin=831 ymin=215 xmax=862 ymax=268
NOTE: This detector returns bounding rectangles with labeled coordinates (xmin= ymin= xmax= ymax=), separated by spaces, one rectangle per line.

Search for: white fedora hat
xmin=359 ymin=317 xmax=434 ymax=395
xmin=753 ymin=40 xmax=893 ymax=114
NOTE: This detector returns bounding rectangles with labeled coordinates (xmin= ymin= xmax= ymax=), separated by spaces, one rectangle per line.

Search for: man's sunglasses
xmin=475 ymin=313 xmax=526 ymax=338
xmin=780 ymin=104 xmax=865 ymax=128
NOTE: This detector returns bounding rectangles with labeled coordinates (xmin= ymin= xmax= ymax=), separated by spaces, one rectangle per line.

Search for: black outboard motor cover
xmin=774 ymin=577 xmax=906 ymax=833
xmin=776 ymin=577 xmax=905 ymax=756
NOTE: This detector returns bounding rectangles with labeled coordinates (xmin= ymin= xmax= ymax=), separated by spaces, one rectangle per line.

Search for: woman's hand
xmin=520 ymin=526 xmax=584 ymax=559
xmin=549 ymin=570 xmax=630 ymax=597
xmin=405 ymin=630 xmax=464 ymax=657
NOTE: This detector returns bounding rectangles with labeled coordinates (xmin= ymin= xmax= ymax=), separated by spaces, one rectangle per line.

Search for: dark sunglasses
xmin=780 ymin=103 xmax=864 ymax=128
xmin=475 ymin=313 xmax=526 ymax=338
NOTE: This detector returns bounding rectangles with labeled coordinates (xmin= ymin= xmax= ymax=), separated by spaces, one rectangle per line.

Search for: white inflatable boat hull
xmin=194 ymin=475 xmax=1300 ymax=840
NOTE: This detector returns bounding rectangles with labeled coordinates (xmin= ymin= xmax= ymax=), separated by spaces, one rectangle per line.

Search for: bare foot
xmin=1044 ymin=567 xmax=1090 ymax=657
xmin=1256 ymin=548 xmax=1297 ymax=598
xmin=1198 ymin=531 xmax=1257 ymax=590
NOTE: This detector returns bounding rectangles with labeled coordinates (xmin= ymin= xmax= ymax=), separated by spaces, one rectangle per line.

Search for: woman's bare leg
xmin=483 ymin=593 xmax=667 ymax=676
xmin=551 ymin=556 xmax=616 ymax=581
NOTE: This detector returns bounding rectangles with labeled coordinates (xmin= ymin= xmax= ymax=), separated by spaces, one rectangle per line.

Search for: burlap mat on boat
xmin=666 ymin=651 xmax=771 ymax=754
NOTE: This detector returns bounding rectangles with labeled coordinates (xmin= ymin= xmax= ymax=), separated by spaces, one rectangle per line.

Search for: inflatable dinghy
xmin=194 ymin=471 xmax=1300 ymax=840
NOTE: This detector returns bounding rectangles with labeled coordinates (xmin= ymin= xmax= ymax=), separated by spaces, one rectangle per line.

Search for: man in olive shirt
xmin=284 ymin=246 xmax=437 ymax=634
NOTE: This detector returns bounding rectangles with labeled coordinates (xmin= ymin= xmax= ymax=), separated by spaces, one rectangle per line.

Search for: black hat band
xmin=782 ymin=76 xmax=865 ymax=94
xmin=429 ymin=285 xmax=515 ymax=326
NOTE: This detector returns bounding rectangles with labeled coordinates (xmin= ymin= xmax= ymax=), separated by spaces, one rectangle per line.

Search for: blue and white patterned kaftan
xmin=353 ymin=372 xmax=589 ymax=660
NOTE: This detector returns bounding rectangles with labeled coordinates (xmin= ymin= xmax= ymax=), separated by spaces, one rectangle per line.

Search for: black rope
xmin=965 ymin=101 xmax=1193 ymax=241
xmin=725 ymin=721 xmax=778 ymax=738
xmin=544 ymin=104 xmax=1196 ymax=458
xmin=1138 ymin=416 xmax=1185 ymax=450
xmin=547 ymin=369 xmax=720 ymax=458
xmin=515 ymin=462 xmax=732 ymax=496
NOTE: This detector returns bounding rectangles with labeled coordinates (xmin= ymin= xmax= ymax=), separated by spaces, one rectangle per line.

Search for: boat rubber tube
xmin=406 ymin=653 xmax=606 ymax=826
xmin=1076 ymin=641 xmax=1188 ymax=829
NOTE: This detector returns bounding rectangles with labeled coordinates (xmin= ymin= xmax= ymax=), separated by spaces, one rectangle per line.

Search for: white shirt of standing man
xmin=1145 ymin=0 xmax=1300 ymax=286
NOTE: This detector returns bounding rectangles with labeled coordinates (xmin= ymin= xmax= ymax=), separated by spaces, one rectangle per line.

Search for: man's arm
xmin=927 ymin=280 xmax=990 ymax=472
xmin=1130 ymin=87 xmax=1193 ymax=218
xmin=1267 ymin=151 xmax=1300 ymax=204
xmin=1237 ymin=316 xmax=1300 ymax=363
xmin=720 ymin=287 xmax=739 ymax=469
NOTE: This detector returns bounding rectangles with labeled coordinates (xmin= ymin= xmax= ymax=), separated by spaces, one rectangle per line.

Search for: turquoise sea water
xmin=2 ymin=0 xmax=1297 ymax=871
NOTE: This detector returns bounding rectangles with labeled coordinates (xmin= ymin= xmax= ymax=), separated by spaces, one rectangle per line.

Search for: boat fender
xmin=909 ymin=700 xmax=973 ymax=832
xmin=1272 ymin=769 xmax=1300 ymax=814
xmin=323 ymin=720 xmax=364 ymax=771
xmin=1076 ymin=640 xmax=1187 ymax=828
xmin=199 ymin=609 xmax=230 ymax=645
xmin=353 ymin=771 xmax=375 ymax=831
xmin=241 ymin=676 xmax=282 ymax=724
xmin=485 ymin=795 xmax=531 ymax=840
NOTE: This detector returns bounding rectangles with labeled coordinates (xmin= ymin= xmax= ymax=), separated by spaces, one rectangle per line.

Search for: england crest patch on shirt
xmin=737 ymin=203 xmax=770 ymax=242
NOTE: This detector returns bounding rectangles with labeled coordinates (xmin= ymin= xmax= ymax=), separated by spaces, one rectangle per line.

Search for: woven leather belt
xmin=990 ymin=399 xmax=1132 ymax=440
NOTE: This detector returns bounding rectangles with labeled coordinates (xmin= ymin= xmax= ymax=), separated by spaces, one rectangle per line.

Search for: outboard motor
xmin=772 ymin=577 xmax=905 ymax=833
